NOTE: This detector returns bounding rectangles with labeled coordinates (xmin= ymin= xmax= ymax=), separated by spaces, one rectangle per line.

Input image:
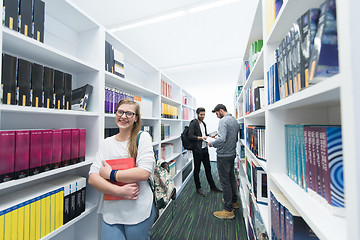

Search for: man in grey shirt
xmin=208 ymin=104 xmax=239 ymax=219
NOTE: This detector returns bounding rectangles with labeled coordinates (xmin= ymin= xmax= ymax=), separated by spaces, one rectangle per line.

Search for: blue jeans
xmin=102 ymin=203 xmax=156 ymax=240
xmin=217 ymin=155 xmax=238 ymax=211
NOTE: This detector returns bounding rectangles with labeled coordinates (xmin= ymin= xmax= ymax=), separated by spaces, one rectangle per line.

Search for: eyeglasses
xmin=116 ymin=110 xmax=136 ymax=118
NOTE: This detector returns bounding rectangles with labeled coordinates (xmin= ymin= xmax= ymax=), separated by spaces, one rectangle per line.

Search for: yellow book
xmin=0 ymin=212 xmax=4 ymax=240
xmin=55 ymin=190 xmax=63 ymax=229
xmin=45 ymin=194 xmax=51 ymax=235
xmin=29 ymin=200 xmax=36 ymax=240
xmin=35 ymin=197 xmax=41 ymax=240
xmin=18 ymin=203 xmax=26 ymax=240
xmin=50 ymin=191 xmax=56 ymax=232
xmin=24 ymin=202 xmax=30 ymax=240
xmin=40 ymin=196 xmax=46 ymax=238
xmin=11 ymin=206 xmax=18 ymax=240
xmin=4 ymin=208 xmax=12 ymax=240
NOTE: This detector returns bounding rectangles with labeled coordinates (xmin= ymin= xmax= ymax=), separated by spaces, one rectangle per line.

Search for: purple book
xmin=309 ymin=127 xmax=319 ymax=194
xmin=30 ymin=130 xmax=43 ymax=175
xmin=79 ymin=129 xmax=86 ymax=162
xmin=303 ymin=126 xmax=312 ymax=191
xmin=15 ymin=130 xmax=30 ymax=179
xmin=0 ymin=130 xmax=15 ymax=182
xmin=42 ymin=129 xmax=53 ymax=171
xmin=314 ymin=127 xmax=324 ymax=198
xmin=52 ymin=129 xmax=62 ymax=168
xmin=71 ymin=129 xmax=80 ymax=164
xmin=61 ymin=129 xmax=71 ymax=167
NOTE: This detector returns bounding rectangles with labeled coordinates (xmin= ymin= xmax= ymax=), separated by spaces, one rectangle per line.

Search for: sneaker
xmin=196 ymin=188 xmax=205 ymax=197
xmin=213 ymin=209 xmax=235 ymax=219
xmin=222 ymin=198 xmax=240 ymax=209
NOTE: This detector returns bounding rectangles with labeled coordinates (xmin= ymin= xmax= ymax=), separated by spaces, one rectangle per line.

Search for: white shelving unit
xmin=235 ymin=0 xmax=357 ymax=239
xmin=0 ymin=0 xmax=196 ymax=239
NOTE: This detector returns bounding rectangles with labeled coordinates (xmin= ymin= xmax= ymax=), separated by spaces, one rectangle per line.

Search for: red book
xmin=70 ymin=129 xmax=80 ymax=164
xmin=52 ymin=129 xmax=62 ymax=168
xmin=104 ymin=158 xmax=135 ymax=201
xmin=30 ymin=130 xmax=42 ymax=175
xmin=42 ymin=129 xmax=53 ymax=171
xmin=0 ymin=130 xmax=15 ymax=182
xmin=15 ymin=130 xmax=30 ymax=179
xmin=79 ymin=128 xmax=86 ymax=162
xmin=61 ymin=129 xmax=71 ymax=167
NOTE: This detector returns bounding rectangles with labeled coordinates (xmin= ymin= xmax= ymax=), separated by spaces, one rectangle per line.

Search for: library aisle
xmin=151 ymin=162 xmax=247 ymax=240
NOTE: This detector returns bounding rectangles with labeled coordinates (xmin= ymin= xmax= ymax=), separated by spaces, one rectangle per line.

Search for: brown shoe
xmin=196 ymin=188 xmax=205 ymax=197
xmin=210 ymin=187 xmax=223 ymax=193
xmin=213 ymin=209 xmax=235 ymax=219
xmin=222 ymin=198 xmax=240 ymax=209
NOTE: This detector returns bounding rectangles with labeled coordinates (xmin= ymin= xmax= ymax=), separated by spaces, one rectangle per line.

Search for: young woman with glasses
xmin=88 ymin=98 xmax=156 ymax=240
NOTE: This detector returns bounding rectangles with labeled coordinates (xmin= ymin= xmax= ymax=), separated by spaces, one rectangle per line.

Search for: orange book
xmin=104 ymin=158 xmax=135 ymax=201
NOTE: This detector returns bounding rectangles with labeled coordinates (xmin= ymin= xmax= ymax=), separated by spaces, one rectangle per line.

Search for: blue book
xmin=275 ymin=0 xmax=283 ymax=18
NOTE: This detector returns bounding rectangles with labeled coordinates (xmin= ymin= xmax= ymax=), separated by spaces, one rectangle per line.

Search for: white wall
xmin=165 ymin=62 xmax=239 ymax=161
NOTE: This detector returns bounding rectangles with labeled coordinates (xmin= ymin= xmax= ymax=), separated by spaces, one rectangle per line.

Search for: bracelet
xmin=110 ymin=170 xmax=118 ymax=182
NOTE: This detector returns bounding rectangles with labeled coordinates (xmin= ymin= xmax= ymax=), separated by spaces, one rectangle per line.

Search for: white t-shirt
xmin=89 ymin=132 xmax=154 ymax=225
xmin=199 ymin=121 xmax=207 ymax=149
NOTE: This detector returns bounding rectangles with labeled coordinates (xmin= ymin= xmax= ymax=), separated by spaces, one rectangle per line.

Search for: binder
xmin=0 ymin=130 xmax=16 ymax=182
xmin=71 ymin=84 xmax=93 ymax=111
xmin=29 ymin=130 xmax=42 ymax=175
xmin=31 ymin=63 xmax=44 ymax=108
xmin=79 ymin=129 xmax=86 ymax=162
xmin=17 ymin=58 xmax=32 ymax=106
xmin=2 ymin=54 xmax=17 ymax=105
xmin=43 ymin=67 xmax=54 ymax=109
xmin=64 ymin=73 xmax=72 ymax=110
xmin=114 ymin=48 xmax=125 ymax=78
xmin=54 ymin=70 xmax=64 ymax=109
xmin=61 ymin=129 xmax=71 ymax=167
xmin=33 ymin=0 xmax=45 ymax=42
xmin=41 ymin=129 xmax=53 ymax=171
xmin=52 ymin=129 xmax=62 ymax=169
xmin=15 ymin=130 xmax=30 ymax=179
xmin=105 ymin=41 xmax=110 ymax=71
xmin=19 ymin=0 xmax=33 ymax=37
xmin=3 ymin=0 xmax=18 ymax=30
xmin=70 ymin=129 xmax=79 ymax=164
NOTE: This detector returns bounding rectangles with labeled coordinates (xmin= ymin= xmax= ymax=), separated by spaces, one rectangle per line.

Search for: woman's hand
xmin=99 ymin=160 xmax=112 ymax=180
xmin=120 ymin=183 xmax=140 ymax=200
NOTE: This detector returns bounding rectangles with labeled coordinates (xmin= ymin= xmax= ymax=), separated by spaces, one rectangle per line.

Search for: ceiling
xmin=71 ymin=0 xmax=257 ymax=87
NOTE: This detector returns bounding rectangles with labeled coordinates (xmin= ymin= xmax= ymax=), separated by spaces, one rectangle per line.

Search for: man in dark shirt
xmin=188 ymin=107 xmax=222 ymax=197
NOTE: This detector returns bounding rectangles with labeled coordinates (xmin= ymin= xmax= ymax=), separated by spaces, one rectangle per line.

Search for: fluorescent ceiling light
xmin=109 ymin=0 xmax=241 ymax=32
xmin=187 ymin=0 xmax=241 ymax=14
xmin=110 ymin=11 xmax=186 ymax=32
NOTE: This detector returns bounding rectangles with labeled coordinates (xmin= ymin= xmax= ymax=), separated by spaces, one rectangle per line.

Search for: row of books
xmin=104 ymin=86 xmax=153 ymax=118
xmin=269 ymin=0 xmax=338 ymax=103
xmin=0 ymin=128 xmax=86 ymax=183
xmin=105 ymin=41 xmax=125 ymax=78
xmin=161 ymin=143 xmax=174 ymax=160
xmin=1 ymin=53 xmax=72 ymax=109
xmin=104 ymin=126 xmax=154 ymax=140
xmin=246 ymin=126 xmax=266 ymax=161
xmin=161 ymin=103 xmax=178 ymax=119
xmin=246 ymin=157 xmax=268 ymax=205
xmin=246 ymin=39 xmax=263 ymax=78
xmin=161 ymin=124 xmax=170 ymax=141
xmin=265 ymin=0 xmax=284 ymax=36
xmin=271 ymin=191 xmax=319 ymax=240
xmin=248 ymin=192 xmax=269 ymax=240
xmin=244 ymin=79 xmax=266 ymax=115
xmin=0 ymin=175 xmax=86 ymax=239
xmin=161 ymin=79 xmax=172 ymax=99
xmin=3 ymin=0 xmax=45 ymax=42
xmin=285 ymin=124 xmax=344 ymax=216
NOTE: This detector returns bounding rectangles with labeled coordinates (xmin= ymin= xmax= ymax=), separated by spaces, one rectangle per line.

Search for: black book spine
xmin=43 ymin=66 xmax=54 ymax=108
xmin=17 ymin=58 xmax=32 ymax=106
xmin=4 ymin=0 xmax=18 ymax=30
xmin=64 ymin=73 xmax=72 ymax=110
xmin=54 ymin=70 xmax=64 ymax=109
xmin=33 ymin=0 xmax=44 ymax=42
xmin=31 ymin=63 xmax=44 ymax=107
xmin=2 ymin=54 xmax=17 ymax=105
xmin=105 ymin=41 xmax=110 ymax=71
xmin=19 ymin=0 xmax=33 ymax=37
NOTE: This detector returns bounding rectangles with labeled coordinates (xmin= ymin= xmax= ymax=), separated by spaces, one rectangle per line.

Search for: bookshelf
xmin=234 ymin=0 xmax=353 ymax=239
xmin=0 ymin=0 xmax=196 ymax=239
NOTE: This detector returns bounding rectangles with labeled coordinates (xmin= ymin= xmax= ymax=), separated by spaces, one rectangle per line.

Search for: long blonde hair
xmin=115 ymin=98 xmax=142 ymax=160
